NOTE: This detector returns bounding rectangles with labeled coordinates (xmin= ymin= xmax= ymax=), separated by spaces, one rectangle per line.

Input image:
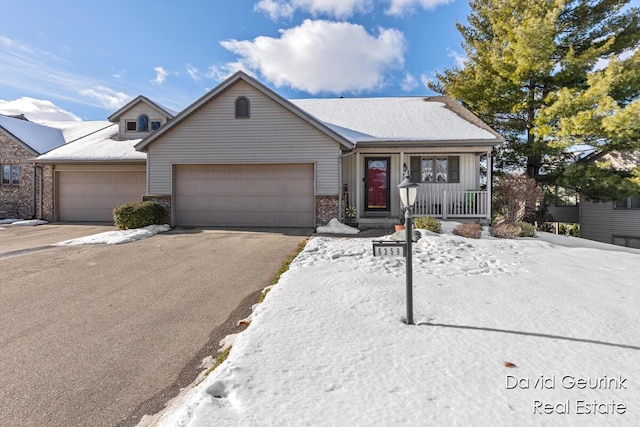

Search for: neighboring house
xmin=579 ymin=150 xmax=640 ymax=248
xmin=33 ymin=96 xmax=174 ymax=222
xmin=136 ymin=71 xmax=504 ymax=228
xmin=0 ymin=114 xmax=66 ymax=219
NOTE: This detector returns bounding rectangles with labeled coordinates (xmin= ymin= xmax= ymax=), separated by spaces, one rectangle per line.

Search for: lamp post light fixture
xmin=398 ymin=173 xmax=419 ymax=325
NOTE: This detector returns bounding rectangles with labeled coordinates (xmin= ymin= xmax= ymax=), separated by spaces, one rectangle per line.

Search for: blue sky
xmin=0 ymin=0 xmax=473 ymax=121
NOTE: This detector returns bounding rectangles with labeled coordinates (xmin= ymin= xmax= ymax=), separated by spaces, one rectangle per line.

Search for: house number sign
xmin=372 ymin=241 xmax=407 ymax=257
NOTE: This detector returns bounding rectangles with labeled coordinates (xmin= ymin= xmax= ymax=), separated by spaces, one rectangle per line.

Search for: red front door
xmin=365 ymin=157 xmax=390 ymax=211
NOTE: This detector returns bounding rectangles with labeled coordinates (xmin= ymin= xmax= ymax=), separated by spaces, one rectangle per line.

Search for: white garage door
xmin=58 ymin=171 xmax=146 ymax=221
xmin=175 ymin=164 xmax=314 ymax=227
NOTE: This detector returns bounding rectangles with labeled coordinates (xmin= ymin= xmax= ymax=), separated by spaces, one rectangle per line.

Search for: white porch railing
xmin=339 ymin=189 xmax=488 ymax=222
xmin=414 ymin=190 xmax=488 ymax=219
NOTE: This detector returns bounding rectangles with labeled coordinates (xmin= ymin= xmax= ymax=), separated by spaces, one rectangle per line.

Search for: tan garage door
xmin=58 ymin=171 xmax=146 ymax=221
xmin=175 ymin=164 xmax=314 ymax=227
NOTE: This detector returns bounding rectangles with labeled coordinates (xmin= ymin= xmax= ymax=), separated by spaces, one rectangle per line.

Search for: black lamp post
xmin=398 ymin=173 xmax=419 ymax=325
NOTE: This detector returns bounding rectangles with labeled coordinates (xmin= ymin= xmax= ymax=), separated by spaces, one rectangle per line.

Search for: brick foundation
xmin=315 ymin=195 xmax=339 ymax=227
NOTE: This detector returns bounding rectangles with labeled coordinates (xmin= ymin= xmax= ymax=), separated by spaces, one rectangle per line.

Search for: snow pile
xmin=54 ymin=224 xmax=170 ymax=245
xmin=152 ymin=229 xmax=640 ymax=426
xmin=3 ymin=219 xmax=49 ymax=226
xmin=316 ymin=218 xmax=360 ymax=235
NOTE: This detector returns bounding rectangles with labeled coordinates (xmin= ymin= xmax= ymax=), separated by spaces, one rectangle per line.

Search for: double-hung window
xmin=410 ymin=156 xmax=460 ymax=183
xmin=1 ymin=164 xmax=20 ymax=185
xmin=614 ymin=197 xmax=640 ymax=209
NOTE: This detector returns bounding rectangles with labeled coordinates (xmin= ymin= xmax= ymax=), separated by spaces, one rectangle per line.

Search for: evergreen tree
xmin=430 ymin=0 xmax=640 ymax=200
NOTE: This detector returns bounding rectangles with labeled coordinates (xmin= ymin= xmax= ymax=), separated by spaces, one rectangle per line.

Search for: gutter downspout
xmin=32 ymin=165 xmax=37 ymax=219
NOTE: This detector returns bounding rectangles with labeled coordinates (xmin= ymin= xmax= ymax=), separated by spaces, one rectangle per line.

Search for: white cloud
xmin=255 ymin=0 xmax=371 ymax=19
xmin=79 ymin=87 xmax=131 ymax=110
xmin=186 ymin=64 xmax=201 ymax=81
xmin=420 ymin=73 xmax=434 ymax=89
xmin=447 ymin=48 xmax=466 ymax=68
xmin=254 ymin=0 xmax=452 ymax=19
xmin=0 ymin=97 xmax=81 ymax=122
xmin=219 ymin=19 xmax=406 ymax=94
xmin=152 ymin=66 xmax=169 ymax=85
xmin=0 ymin=36 xmax=133 ymax=113
xmin=400 ymin=73 xmax=419 ymax=91
xmin=386 ymin=0 xmax=453 ymax=16
xmin=206 ymin=62 xmax=253 ymax=82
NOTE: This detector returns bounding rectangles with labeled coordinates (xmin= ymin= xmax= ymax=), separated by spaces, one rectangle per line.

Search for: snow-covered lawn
xmin=148 ymin=224 xmax=640 ymax=426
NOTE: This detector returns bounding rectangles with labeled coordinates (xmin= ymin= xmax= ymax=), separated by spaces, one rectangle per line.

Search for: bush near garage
xmin=113 ymin=201 xmax=166 ymax=230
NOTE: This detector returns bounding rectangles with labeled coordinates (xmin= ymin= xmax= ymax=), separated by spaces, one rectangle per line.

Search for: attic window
xmin=151 ymin=120 xmax=161 ymax=131
xmin=138 ymin=114 xmax=149 ymax=132
xmin=235 ymin=97 xmax=250 ymax=118
xmin=126 ymin=121 xmax=136 ymax=131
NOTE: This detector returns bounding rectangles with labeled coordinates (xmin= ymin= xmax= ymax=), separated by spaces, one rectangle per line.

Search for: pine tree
xmin=430 ymin=0 xmax=640 ymax=200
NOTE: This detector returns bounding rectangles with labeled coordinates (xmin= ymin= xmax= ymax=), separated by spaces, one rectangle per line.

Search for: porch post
xmin=400 ymin=151 xmax=405 ymax=213
xmin=355 ymin=152 xmax=361 ymax=222
xmin=486 ymin=150 xmax=493 ymax=220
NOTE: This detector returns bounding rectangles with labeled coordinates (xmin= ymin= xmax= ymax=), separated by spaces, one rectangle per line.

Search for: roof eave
xmin=353 ymin=138 xmax=504 ymax=148
xmin=108 ymin=95 xmax=175 ymax=123
xmin=135 ymin=71 xmax=354 ymax=152
xmin=32 ymin=158 xmax=147 ymax=164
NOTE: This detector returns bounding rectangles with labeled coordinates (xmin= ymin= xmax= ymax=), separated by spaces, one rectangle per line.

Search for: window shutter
xmin=449 ymin=156 xmax=460 ymax=183
xmin=410 ymin=157 xmax=421 ymax=181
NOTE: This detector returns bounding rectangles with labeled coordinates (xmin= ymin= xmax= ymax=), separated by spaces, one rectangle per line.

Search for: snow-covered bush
xmin=454 ymin=222 xmax=482 ymax=239
xmin=490 ymin=222 xmax=522 ymax=239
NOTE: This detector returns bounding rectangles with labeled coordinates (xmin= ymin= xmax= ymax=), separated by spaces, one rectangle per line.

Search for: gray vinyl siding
xmin=146 ymin=81 xmax=342 ymax=195
xmin=119 ymin=103 xmax=168 ymax=139
xmin=580 ymin=200 xmax=640 ymax=244
xmin=547 ymin=206 xmax=580 ymax=223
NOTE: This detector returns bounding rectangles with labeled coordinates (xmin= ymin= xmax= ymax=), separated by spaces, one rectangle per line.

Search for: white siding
xmin=580 ymin=200 xmax=640 ymax=244
xmin=146 ymin=81 xmax=342 ymax=195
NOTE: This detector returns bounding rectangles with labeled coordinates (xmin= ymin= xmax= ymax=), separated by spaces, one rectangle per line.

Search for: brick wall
xmin=0 ymin=132 xmax=35 ymax=219
xmin=36 ymin=164 xmax=55 ymax=221
xmin=315 ymin=195 xmax=339 ymax=227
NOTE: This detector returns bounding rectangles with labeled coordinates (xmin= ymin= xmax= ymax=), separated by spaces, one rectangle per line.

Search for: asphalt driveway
xmin=0 ymin=224 xmax=310 ymax=427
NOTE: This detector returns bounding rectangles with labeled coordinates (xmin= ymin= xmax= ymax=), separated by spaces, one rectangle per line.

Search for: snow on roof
xmin=0 ymin=114 xmax=65 ymax=154
xmin=36 ymin=124 xmax=146 ymax=162
xmin=38 ymin=120 xmax=115 ymax=143
xmin=290 ymin=97 xmax=501 ymax=143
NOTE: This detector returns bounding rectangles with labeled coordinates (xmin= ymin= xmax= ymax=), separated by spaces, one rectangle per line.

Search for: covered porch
xmin=339 ymin=150 xmax=493 ymax=227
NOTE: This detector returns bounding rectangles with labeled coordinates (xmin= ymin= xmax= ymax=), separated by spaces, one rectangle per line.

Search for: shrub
xmin=493 ymin=174 xmax=543 ymax=224
xmin=414 ymin=216 xmax=441 ymax=233
xmin=454 ymin=222 xmax=482 ymax=239
xmin=490 ymin=222 xmax=522 ymax=239
xmin=113 ymin=201 xmax=166 ymax=230
xmin=517 ymin=221 xmax=536 ymax=237
xmin=539 ymin=222 xmax=580 ymax=237
xmin=567 ymin=223 xmax=580 ymax=237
